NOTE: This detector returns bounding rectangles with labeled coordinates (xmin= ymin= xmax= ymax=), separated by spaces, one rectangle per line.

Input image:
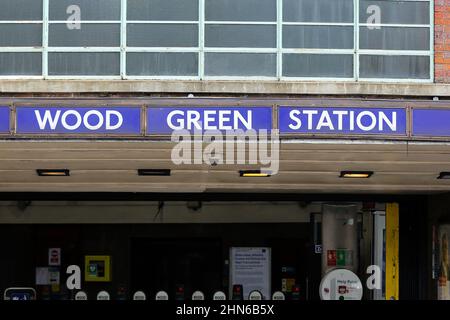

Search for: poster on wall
xmin=35 ymin=267 xmax=50 ymax=285
xmin=85 ymin=255 xmax=111 ymax=282
xmin=48 ymin=248 xmax=61 ymax=266
xmin=438 ymin=225 xmax=450 ymax=300
xmin=229 ymin=247 xmax=271 ymax=300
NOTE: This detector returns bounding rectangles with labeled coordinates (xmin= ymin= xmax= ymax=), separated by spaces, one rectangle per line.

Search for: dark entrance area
xmin=130 ymin=238 xmax=223 ymax=298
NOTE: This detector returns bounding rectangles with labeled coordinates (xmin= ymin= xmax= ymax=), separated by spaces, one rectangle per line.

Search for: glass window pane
xmin=127 ymin=24 xmax=198 ymax=47
xmin=359 ymin=27 xmax=430 ymax=50
xmin=0 ymin=0 xmax=43 ymax=21
xmin=49 ymin=24 xmax=120 ymax=47
xmin=48 ymin=52 xmax=120 ymax=75
xmin=205 ymin=25 xmax=276 ymax=48
xmin=283 ymin=26 xmax=353 ymax=49
xmin=127 ymin=52 xmax=198 ymax=76
xmin=49 ymin=0 xmax=120 ymax=21
xmin=0 ymin=53 xmax=42 ymax=75
xmin=205 ymin=53 xmax=276 ymax=76
xmin=206 ymin=0 xmax=276 ymax=22
xmin=127 ymin=0 xmax=198 ymax=21
xmin=283 ymin=0 xmax=353 ymax=23
xmin=360 ymin=0 xmax=430 ymax=25
xmin=283 ymin=54 xmax=353 ymax=78
xmin=0 ymin=24 xmax=42 ymax=46
xmin=359 ymin=55 xmax=430 ymax=79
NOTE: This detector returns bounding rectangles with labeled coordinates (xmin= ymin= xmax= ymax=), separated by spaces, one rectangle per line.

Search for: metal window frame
xmin=0 ymin=0 xmax=434 ymax=82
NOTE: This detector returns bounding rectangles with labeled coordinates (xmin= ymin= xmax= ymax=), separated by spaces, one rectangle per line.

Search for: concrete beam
xmin=0 ymin=80 xmax=449 ymax=97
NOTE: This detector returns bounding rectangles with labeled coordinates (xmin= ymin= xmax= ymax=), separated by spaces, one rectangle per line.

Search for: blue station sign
xmin=278 ymin=107 xmax=407 ymax=135
xmin=412 ymin=109 xmax=450 ymax=137
xmin=3 ymin=103 xmax=450 ymax=140
xmin=15 ymin=106 xmax=142 ymax=135
xmin=147 ymin=106 xmax=273 ymax=134
xmin=0 ymin=106 xmax=10 ymax=133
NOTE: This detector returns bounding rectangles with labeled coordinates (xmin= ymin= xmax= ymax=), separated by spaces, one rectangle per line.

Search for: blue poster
xmin=0 ymin=106 xmax=9 ymax=133
xmin=147 ymin=106 xmax=273 ymax=134
xmin=412 ymin=109 xmax=450 ymax=137
xmin=16 ymin=106 xmax=142 ymax=135
xmin=279 ymin=107 xmax=407 ymax=135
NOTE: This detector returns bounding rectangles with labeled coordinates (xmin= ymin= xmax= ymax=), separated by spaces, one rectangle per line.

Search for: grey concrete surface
xmin=0 ymin=80 xmax=449 ymax=97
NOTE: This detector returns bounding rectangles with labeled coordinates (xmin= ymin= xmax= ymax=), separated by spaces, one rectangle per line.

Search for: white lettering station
xmin=285 ymin=109 xmax=399 ymax=133
xmin=166 ymin=109 xmax=254 ymax=131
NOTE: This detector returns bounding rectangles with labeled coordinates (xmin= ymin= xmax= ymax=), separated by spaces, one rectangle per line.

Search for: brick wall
xmin=435 ymin=0 xmax=450 ymax=83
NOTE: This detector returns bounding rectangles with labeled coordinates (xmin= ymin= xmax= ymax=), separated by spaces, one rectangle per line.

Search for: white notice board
xmin=229 ymin=247 xmax=271 ymax=300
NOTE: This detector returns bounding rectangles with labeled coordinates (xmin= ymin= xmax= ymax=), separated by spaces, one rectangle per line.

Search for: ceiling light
xmin=437 ymin=172 xmax=450 ymax=179
xmin=138 ymin=169 xmax=171 ymax=176
xmin=37 ymin=169 xmax=70 ymax=177
xmin=239 ymin=170 xmax=271 ymax=177
xmin=340 ymin=171 xmax=373 ymax=178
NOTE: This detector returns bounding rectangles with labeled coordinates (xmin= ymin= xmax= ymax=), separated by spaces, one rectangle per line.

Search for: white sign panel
xmin=319 ymin=269 xmax=363 ymax=300
xmin=35 ymin=267 xmax=50 ymax=285
xmin=213 ymin=291 xmax=226 ymax=300
xmin=192 ymin=291 xmax=205 ymax=300
xmin=97 ymin=291 xmax=110 ymax=300
xmin=75 ymin=291 xmax=88 ymax=300
xmin=229 ymin=247 xmax=271 ymax=300
xmin=155 ymin=291 xmax=169 ymax=300
xmin=133 ymin=291 xmax=146 ymax=300
xmin=48 ymin=248 xmax=61 ymax=266
xmin=248 ymin=290 xmax=263 ymax=300
xmin=272 ymin=291 xmax=285 ymax=300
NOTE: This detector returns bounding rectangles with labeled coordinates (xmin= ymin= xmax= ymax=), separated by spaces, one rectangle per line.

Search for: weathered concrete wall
xmin=0 ymin=80 xmax=449 ymax=97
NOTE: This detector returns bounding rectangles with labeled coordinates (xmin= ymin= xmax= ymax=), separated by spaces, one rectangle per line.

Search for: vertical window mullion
xmin=354 ymin=0 xmax=359 ymax=81
xmin=276 ymin=0 xmax=282 ymax=80
xmin=429 ymin=0 xmax=434 ymax=81
xmin=42 ymin=0 xmax=49 ymax=78
xmin=120 ymin=0 xmax=127 ymax=79
xmin=199 ymin=0 xmax=205 ymax=79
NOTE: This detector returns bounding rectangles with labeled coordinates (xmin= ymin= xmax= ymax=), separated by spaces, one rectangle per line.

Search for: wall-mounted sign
xmin=75 ymin=291 xmax=88 ymax=300
xmin=36 ymin=267 xmax=51 ymax=285
xmin=213 ymin=291 xmax=226 ymax=300
xmin=4 ymin=288 xmax=36 ymax=301
xmin=49 ymin=248 xmax=61 ymax=266
xmin=230 ymin=247 xmax=271 ymax=300
xmin=147 ymin=106 xmax=273 ymax=134
xmin=85 ymin=255 xmax=111 ymax=282
xmin=97 ymin=291 xmax=110 ymax=300
xmin=327 ymin=250 xmax=337 ymax=266
xmin=0 ymin=107 xmax=9 ymax=133
xmin=133 ymin=291 xmax=146 ymax=300
xmin=49 ymin=268 xmax=60 ymax=285
xmin=319 ymin=269 xmax=363 ymax=300
xmin=16 ymin=106 xmax=141 ymax=135
xmin=155 ymin=291 xmax=169 ymax=300
xmin=272 ymin=291 xmax=285 ymax=300
xmin=191 ymin=291 xmax=205 ymax=300
xmin=279 ymin=107 xmax=407 ymax=135
xmin=412 ymin=109 xmax=450 ymax=137
xmin=248 ymin=290 xmax=263 ymax=300
xmin=0 ymin=102 xmax=449 ymax=140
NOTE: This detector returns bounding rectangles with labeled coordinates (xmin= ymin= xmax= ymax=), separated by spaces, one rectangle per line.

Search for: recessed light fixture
xmin=437 ymin=172 xmax=450 ymax=179
xmin=340 ymin=171 xmax=373 ymax=178
xmin=37 ymin=169 xmax=70 ymax=177
xmin=138 ymin=169 xmax=171 ymax=176
xmin=239 ymin=170 xmax=271 ymax=177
